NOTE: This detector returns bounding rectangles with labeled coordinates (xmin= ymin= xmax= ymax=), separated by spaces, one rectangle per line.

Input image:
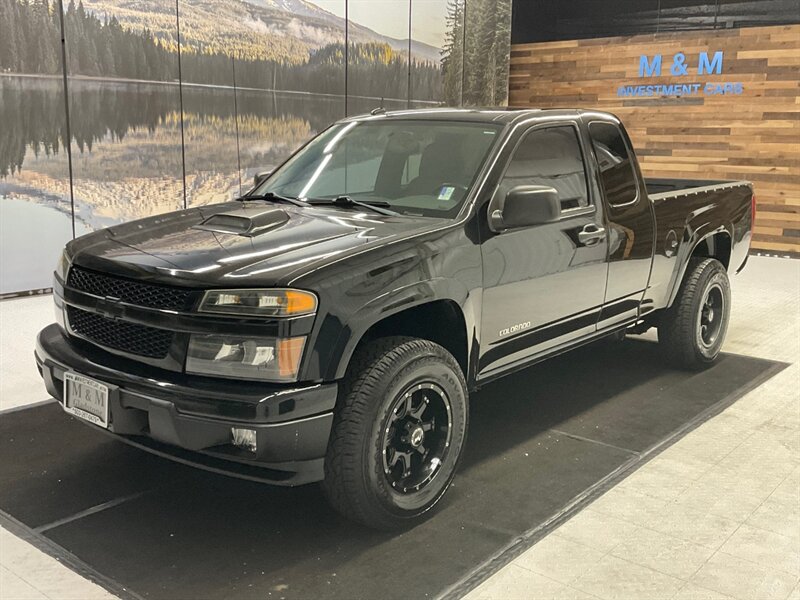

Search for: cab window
xmin=588 ymin=122 xmax=638 ymax=206
xmin=497 ymin=125 xmax=590 ymax=212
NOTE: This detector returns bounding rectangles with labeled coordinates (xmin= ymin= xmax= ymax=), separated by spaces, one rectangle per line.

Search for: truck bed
xmin=643 ymin=177 xmax=753 ymax=314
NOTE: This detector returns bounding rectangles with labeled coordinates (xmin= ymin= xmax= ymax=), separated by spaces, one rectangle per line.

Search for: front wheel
xmin=322 ymin=337 xmax=468 ymax=530
xmin=658 ymin=257 xmax=731 ymax=370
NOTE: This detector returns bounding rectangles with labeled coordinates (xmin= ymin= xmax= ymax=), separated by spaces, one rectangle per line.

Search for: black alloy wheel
xmin=698 ymin=282 xmax=725 ymax=350
xmin=382 ymin=382 xmax=452 ymax=495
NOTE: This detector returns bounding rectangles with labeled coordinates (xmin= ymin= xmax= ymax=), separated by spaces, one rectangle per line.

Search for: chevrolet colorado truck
xmin=36 ymin=109 xmax=754 ymax=529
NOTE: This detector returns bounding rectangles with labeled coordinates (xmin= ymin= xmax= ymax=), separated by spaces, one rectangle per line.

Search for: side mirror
xmin=490 ymin=185 xmax=560 ymax=231
xmin=253 ymin=170 xmax=272 ymax=188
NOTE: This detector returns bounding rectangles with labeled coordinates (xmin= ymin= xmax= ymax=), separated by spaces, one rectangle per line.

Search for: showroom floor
xmin=0 ymin=255 xmax=798 ymax=600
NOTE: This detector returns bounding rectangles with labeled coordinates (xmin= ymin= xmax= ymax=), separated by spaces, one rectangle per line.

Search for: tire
xmin=658 ymin=257 xmax=731 ymax=370
xmin=322 ymin=336 xmax=469 ymax=530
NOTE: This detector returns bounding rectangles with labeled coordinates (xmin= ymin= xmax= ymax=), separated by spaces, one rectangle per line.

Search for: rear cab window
xmin=588 ymin=122 xmax=639 ymax=207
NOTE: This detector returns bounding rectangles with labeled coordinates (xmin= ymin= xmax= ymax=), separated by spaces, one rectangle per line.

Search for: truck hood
xmin=69 ymin=201 xmax=441 ymax=286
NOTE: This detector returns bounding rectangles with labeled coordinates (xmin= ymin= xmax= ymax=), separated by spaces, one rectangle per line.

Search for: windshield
xmin=253 ymin=119 xmax=503 ymax=217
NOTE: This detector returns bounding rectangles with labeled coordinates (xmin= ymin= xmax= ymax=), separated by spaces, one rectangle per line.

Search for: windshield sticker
xmin=438 ymin=186 xmax=456 ymax=201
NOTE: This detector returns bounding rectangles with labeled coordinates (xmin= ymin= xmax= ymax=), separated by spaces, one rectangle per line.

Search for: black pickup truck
xmin=36 ymin=108 xmax=754 ymax=529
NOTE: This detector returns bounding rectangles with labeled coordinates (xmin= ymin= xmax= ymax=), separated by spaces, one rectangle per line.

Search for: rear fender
xmin=666 ymin=225 xmax=732 ymax=308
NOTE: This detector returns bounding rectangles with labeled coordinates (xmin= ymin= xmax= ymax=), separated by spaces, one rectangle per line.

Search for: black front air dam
xmin=35 ymin=323 xmax=337 ymax=485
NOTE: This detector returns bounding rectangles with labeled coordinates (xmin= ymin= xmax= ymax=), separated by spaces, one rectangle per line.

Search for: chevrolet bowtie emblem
xmin=95 ymin=296 xmax=125 ymax=319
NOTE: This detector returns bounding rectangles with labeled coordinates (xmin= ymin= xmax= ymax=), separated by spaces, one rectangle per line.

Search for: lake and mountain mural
xmin=0 ymin=0 xmax=512 ymax=295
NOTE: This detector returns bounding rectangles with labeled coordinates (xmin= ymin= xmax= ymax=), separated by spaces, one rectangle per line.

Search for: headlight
xmin=186 ymin=334 xmax=306 ymax=381
xmin=199 ymin=289 xmax=317 ymax=317
xmin=55 ymin=249 xmax=70 ymax=282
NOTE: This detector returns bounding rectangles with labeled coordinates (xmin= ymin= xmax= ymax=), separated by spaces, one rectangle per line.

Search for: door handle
xmin=577 ymin=224 xmax=606 ymax=246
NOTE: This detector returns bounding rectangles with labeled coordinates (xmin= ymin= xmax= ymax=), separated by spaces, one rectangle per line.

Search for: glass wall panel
xmin=0 ymin=0 xmax=75 ymax=294
xmin=347 ymin=0 xmax=410 ymax=114
xmin=177 ymin=0 xmax=240 ymax=206
xmin=234 ymin=0 xmax=346 ymax=190
xmin=180 ymin=85 xmax=241 ymax=206
xmin=410 ymin=0 xmax=450 ymax=106
xmin=462 ymin=0 xmax=512 ymax=106
xmin=65 ymin=0 xmax=184 ymax=230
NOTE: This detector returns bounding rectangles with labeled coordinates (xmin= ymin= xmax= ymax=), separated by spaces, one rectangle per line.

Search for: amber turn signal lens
xmin=277 ymin=337 xmax=306 ymax=378
xmin=284 ymin=290 xmax=317 ymax=315
xmin=186 ymin=334 xmax=307 ymax=382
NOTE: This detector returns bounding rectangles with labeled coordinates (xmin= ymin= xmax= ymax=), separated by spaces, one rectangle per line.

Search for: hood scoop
xmin=193 ymin=208 xmax=290 ymax=237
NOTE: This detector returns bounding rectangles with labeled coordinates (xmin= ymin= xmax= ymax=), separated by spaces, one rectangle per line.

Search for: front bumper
xmin=35 ymin=324 xmax=337 ymax=485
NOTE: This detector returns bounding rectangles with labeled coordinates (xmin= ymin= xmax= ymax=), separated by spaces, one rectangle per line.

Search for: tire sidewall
xmin=691 ymin=264 xmax=731 ymax=363
xmin=362 ymin=351 xmax=468 ymax=520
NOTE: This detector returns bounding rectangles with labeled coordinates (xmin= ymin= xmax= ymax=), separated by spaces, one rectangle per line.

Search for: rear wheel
xmin=658 ymin=257 xmax=731 ymax=370
xmin=322 ymin=337 xmax=468 ymax=530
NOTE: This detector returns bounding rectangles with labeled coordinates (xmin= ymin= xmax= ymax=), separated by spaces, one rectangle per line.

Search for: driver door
xmin=478 ymin=121 xmax=609 ymax=378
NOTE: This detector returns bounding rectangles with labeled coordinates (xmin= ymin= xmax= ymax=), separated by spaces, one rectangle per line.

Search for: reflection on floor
xmin=0 ymin=255 xmax=798 ymax=600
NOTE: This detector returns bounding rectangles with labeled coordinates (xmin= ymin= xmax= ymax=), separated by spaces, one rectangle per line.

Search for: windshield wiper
xmin=239 ymin=192 xmax=400 ymax=216
xmin=306 ymin=196 xmax=399 ymax=216
xmin=236 ymin=192 xmax=307 ymax=208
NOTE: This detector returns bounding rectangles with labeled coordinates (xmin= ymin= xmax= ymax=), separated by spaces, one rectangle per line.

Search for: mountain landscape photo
xmin=0 ymin=0 xmax=511 ymax=294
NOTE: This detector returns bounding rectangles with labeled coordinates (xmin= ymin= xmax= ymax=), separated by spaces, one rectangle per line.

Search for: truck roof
xmin=343 ymin=107 xmax=618 ymax=126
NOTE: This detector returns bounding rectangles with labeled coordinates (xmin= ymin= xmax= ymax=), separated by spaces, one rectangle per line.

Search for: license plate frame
xmin=63 ymin=372 xmax=110 ymax=428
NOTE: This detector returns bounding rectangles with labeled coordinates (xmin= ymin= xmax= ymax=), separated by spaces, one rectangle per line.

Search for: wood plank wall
xmin=509 ymin=24 xmax=800 ymax=255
